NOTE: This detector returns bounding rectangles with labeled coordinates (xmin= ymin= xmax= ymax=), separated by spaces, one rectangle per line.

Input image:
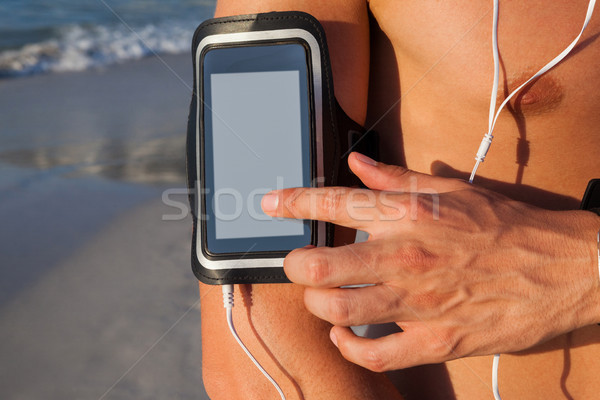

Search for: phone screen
xmin=202 ymin=43 xmax=312 ymax=255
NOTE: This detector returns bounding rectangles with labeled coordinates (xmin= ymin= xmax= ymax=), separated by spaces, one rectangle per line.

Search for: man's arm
xmin=198 ymin=2 xmax=403 ymax=399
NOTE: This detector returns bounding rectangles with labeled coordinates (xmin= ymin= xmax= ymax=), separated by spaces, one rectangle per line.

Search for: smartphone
xmin=189 ymin=19 xmax=327 ymax=284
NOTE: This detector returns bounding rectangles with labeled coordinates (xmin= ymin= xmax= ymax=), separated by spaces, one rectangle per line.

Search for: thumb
xmin=348 ymin=152 xmax=467 ymax=193
xmin=330 ymin=325 xmax=448 ymax=371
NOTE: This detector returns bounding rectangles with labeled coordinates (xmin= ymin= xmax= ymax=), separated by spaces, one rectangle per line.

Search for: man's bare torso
xmin=366 ymin=1 xmax=600 ymax=398
xmin=210 ymin=1 xmax=600 ymax=397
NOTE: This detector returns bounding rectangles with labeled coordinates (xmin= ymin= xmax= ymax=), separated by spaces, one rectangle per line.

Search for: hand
xmin=261 ymin=152 xmax=600 ymax=371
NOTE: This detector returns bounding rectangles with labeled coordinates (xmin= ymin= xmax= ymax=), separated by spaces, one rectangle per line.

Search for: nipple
xmin=505 ymin=73 xmax=564 ymax=116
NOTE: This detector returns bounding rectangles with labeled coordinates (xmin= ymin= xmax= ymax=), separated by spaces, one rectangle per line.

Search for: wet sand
xmin=0 ymin=54 xmax=210 ymax=399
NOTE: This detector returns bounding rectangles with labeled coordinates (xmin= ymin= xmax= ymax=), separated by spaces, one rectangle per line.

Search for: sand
xmin=0 ymin=54 xmax=210 ymax=399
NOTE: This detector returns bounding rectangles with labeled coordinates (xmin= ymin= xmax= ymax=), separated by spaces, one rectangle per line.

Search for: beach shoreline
xmin=0 ymin=53 xmax=210 ymax=399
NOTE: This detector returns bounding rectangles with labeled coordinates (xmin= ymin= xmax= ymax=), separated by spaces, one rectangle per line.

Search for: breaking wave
xmin=0 ymin=21 xmax=196 ymax=78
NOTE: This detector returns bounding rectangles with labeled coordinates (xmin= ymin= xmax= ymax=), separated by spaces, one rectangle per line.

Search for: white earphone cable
xmin=470 ymin=0 xmax=597 ymax=184
xmin=222 ymin=285 xmax=287 ymax=400
xmin=469 ymin=1 xmax=597 ymax=398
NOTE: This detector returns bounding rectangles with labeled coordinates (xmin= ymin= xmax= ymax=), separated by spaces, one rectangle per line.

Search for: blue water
xmin=0 ymin=0 xmax=216 ymax=78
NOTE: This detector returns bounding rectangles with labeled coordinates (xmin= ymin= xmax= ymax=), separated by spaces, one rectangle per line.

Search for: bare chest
xmin=367 ymin=0 xmax=600 ymax=207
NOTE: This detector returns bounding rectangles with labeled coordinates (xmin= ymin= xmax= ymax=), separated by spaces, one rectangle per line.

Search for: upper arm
xmin=214 ymin=0 xmax=370 ymax=124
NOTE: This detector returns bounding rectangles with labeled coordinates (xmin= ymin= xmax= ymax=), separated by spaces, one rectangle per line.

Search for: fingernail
xmin=330 ymin=330 xmax=338 ymax=347
xmin=261 ymin=192 xmax=279 ymax=212
xmin=354 ymin=152 xmax=377 ymax=166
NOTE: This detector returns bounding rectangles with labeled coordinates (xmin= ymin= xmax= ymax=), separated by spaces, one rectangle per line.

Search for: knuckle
xmin=395 ymin=244 xmax=435 ymax=273
xmin=327 ymin=294 xmax=352 ymax=326
xmin=361 ymin=345 xmax=388 ymax=372
xmin=319 ymin=189 xmax=345 ymax=219
xmin=305 ymin=255 xmax=331 ymax=286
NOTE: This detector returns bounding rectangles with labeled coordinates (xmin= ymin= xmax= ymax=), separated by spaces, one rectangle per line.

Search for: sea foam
xmin=0 ymin=21 xmax=195 ymax=78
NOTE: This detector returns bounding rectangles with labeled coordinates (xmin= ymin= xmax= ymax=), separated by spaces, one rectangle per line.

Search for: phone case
xmin=186 ymin=11 xmax=377 ymax=284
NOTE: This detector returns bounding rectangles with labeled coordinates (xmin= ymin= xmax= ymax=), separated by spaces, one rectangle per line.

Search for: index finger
xmin=261 ymin=187 xmax=384 ymax=231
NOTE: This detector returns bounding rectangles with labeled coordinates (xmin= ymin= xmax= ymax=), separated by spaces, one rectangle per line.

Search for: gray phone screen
xmin=202 ymin=43 xmax=312 ymax=254
xmin=210 ymin=70 xmax=304 ymax=239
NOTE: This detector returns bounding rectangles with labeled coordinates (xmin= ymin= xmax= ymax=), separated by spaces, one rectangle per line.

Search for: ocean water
xmin=0 ymin=0 xmax=216 ymax=78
